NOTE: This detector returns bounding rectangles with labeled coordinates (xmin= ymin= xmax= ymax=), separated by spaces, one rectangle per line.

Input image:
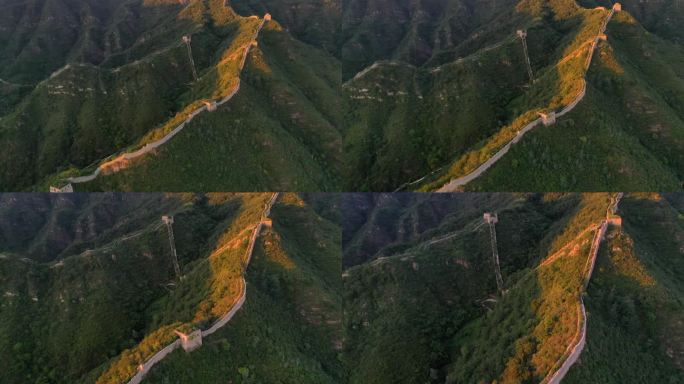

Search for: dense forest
xmin=0 ymin=193 xmax=342 ymax=384
xmin=342 ymin=193 xmax=684 ymax=384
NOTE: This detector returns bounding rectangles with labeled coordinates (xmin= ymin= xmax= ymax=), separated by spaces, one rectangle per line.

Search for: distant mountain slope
xmin=341 ymin=0 xmax=521 ymax=79
xmin=0 ymin=0 xmax=189 ymax=84
xmin=579 ymin=0 xmax=684 ymax=44
xmin=342 ymin=192 xmax=520 ymax=267
xmin=0 ymin=193 xmax=183 ymax=262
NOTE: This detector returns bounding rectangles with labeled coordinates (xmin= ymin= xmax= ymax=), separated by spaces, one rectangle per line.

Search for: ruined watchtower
xmin=174 ymin=329 xmax=202 ymax=352
xmin=49 ymin=184 xmax=74 ymax=193
xmin=608 ymin=216 xmax=622 ymax=227
xmin=539 ymin=111 xmax=556 ymax=126
xmin=203 ymin=100 xmax=217 ymax=112
xmin=483 ymin=212 xmax=498 ymax=224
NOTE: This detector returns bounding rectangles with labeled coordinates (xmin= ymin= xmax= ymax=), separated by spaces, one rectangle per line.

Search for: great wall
xmin=0 ymin=77 xmax=32 ymax=87
xmin=340 ymin=193 xmax=626 ymax=382
xmin=365 ymin=3 xmax=620 ymax=193
xmin=434 ymin=3 xmax=620 ymax=192
xmin=47 ymin=220 xmax=169 ymax=265
xmin=124 ymin=192 xmax=279 ymax=384
xmin=518 ymin=29 xmax=535 ymax=83
xmin=342 ymin=218 xmax=486 ymax=275
xmin=50 ymin=13 xmax=272 ymax=192
xmin=542 ymin=192 xmax=623 ymax=384
xmin=182 ymin=35 xmax=199 ymax=82
xmin=162 ymin=215 xmax=182 ymax=279
xmin=483 ymin=213 xmax=505 ymax=294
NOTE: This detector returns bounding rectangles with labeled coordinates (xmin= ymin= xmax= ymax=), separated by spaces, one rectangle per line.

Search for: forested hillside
xmin=0 ymin=193 xmax=343 ymax=384
xmin=565 ymin=194 xmax=684 ymax=383
xmin=0 ymin=0 xmax=341 ymax=192
xmin=343 ymin=0 xmax=684 ymax=192
xmin=342 ymin=193 xmax=684 ymax=383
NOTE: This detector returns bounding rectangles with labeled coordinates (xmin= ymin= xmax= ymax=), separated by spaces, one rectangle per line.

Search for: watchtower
xmin=203 ymin=100 xmax=217 ymax=112
xmin=483 ymin=212 xmax=498 ymax=224
xmin=264 ymin=13 xmax=272 ymax=21
xmin=49 ymin=184 xmax=74 ymax=193
xmin=174 ymin=329 xmax=202 ymax=352
xmin=613 ymin=3 xmax=622 ymax=12
xmin=608 ymin=216 xmax=622 ymax=227
xmin=539 ymin=111 xmax=556 ymax=126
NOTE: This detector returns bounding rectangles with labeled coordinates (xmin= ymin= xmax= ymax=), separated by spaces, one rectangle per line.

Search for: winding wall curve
xmin=123 ymin=193 xmax=279 ymax=384
xmin=62 ymin=14 xmax=270 ymax=188
xmin=430 ymin=6 xmax=617 ymax=192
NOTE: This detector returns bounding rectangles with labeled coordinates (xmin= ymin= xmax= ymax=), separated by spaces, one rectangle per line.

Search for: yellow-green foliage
xmin=422 ymin=8 xmax=610 ymax=191
xmin=564 ymin=194 xmax=684 ymax=382
xmin=95 ymin=193 xmax=272 ymax=384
